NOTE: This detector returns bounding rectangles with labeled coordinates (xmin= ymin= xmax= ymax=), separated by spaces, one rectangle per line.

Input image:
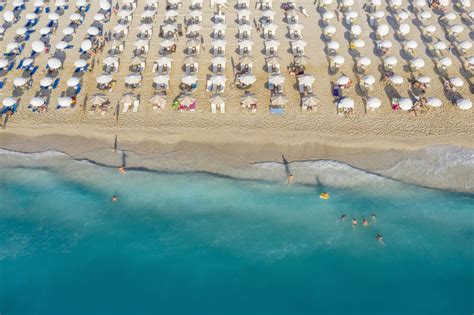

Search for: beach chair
xmin=45 ymin=7 xmax=50 ymax=13
xmin=75 ymin=84 xmax=81 ymax=95
xmin=30 ymin=65 xmax=39 ymax=75
xmin=0 ymin=81 xmax=4 ymax=89
xmin=7 ymin=62 xmax=14 ymax=72
xmin=52 ymin=78 xmax=60 ymax=89
xmin=16 ymin=60 xmax=24 ymax=70
xmin=270 ymin=106 xmax=284 ymax=115
xmin=122 ymin=102 xmax=130 ymax=113
xmin=132 ymin=99 xmax=140 ymax=112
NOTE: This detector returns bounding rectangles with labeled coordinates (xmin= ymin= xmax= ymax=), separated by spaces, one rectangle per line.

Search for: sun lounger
xmin=122 ymin=103 xmax=130 ymax=113
xmin=270 ymin=106 xmax=284 ymax=115
xmin=7 ymin=62 xmax=14 ymax=72
xmin=30 ymin=65 xmax=39 ymax=75
xmin=52 ymin=78 xmax=60 ymax=89
xmin=132 ymin=99 xmax=140 ymax=112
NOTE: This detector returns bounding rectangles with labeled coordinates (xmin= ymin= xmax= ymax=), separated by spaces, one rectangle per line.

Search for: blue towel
xmin=16 ymin=60 xmax=23 ymax=69
xmin=47 ymin=20 xmax=53 ymax=27
xmin=52 ymin=78 xmax=60 ymax=89
xmin=25 ymin=21 xmax=31 ymax=27
xmin=25 ymin=33 xmax=30 ymax=41
xmin=45 ymin=7 xmax=50 ymax=13
xmin=30 ymin=65 xmax=38 ymax=75
xmin=270 ymin=107 xmax=284 ymax=115
xmin=0 ymin=81 xmax=3 ymax=89
xmin=34 ymin=7 xmax=40 ymax=14
xmin=7 ymin=62 xmax=14 ymax=72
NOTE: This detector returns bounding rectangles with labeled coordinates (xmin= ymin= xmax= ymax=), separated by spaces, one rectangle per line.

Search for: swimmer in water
xmin=371 ymin=214 xmax=376 ymax=223
xmin=288 ymin=174 xmax=294 ymax=185
xmin=352 ymin=218 xmax=357 ymax=227
xmin=376 ymin=233 xmax=385 ymax=246
xmin=340 ymin=214 xmax=347 ymax=221
xmin=362 ymin=218 xmax=369 ymax=227
xmin=118 ymin=166 xmax=126 ymax=175
xmin=112 ymin=195 xmax=118 ymax=203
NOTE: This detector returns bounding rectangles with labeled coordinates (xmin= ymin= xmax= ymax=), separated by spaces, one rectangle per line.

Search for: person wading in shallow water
xmin=288 ymin=174 xmax=294 ymax=184
xmin=112 ymin=195 xmax=118 ymax=203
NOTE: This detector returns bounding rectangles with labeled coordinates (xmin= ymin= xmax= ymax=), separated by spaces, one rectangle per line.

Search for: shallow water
xmin=0 ymin=158 xmax=473 ymax=315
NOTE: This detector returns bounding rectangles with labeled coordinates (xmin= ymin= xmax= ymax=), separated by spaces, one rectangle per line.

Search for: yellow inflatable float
xmin=319 ymin=192 xmax=330 ymax=200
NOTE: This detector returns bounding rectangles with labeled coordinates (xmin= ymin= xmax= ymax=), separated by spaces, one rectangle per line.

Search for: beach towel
xmin=52 ymin=78 xmax=60 ymax=89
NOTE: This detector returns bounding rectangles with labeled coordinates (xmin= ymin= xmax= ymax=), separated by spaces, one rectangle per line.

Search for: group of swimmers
xmin=341 ymin=214 xmax=385 ymax=245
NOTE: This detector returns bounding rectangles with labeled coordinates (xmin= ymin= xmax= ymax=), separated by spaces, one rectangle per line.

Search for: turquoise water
xmin=0 ymin=160 xmax=473 ymax=314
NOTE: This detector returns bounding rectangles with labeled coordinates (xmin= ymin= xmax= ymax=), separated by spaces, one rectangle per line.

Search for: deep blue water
xmin=0 ymin=163 xmax=473 ymax=315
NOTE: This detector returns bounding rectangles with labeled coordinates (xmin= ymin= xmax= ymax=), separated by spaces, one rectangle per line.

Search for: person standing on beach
xmin=288 ymin=174 xmax=294 ymax=184
xmin=118 ymin=166 xmax=126 ymax=175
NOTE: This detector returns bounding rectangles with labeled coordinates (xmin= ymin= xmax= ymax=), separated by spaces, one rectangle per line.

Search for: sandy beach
xmin=0 ymin=0 xmax=473 ymax=190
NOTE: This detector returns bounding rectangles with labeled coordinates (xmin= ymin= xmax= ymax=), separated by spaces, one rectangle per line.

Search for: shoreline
xmin=1 ymin=129 xmax=473 ymax=193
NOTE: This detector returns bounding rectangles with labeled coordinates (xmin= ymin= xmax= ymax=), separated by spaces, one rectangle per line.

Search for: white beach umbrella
xmin=398 ymin=10 xmax=410 ymax=21
xmin=13 ymin=77 xmax=27 ymax=87
xmin=103 ymin=56 xmax=118 ymax=65
xmin=6 ymin=42 xmax=19 ymax=53
xmin=373 ymin=10 xmax=385 ymax=19
xmin=449 ymin=77 xmax=464 ymax=87
xmin=40 ymin=27 xmax=52 ymax=36
xmin=379 ymin=40 xmax=393 ymax=48
xmin=350 ymin=25 xmax=362 ymax=36
xmin=322 ymin=0 xmax=333 ymax=5
xmin=337 ymin=75 xmax=350 ymax=85
xmin=345 ymin=10 xmax=358 ymax=20
xmin=48 ymin=12 xmax=59 ymax=21
xmin=399 ymin=98 xmax=413 ymax=110
xmin=324 ymin=25 xmax=337 ymax=35
xmin=2 ymin=97 xmax=16 ymax=107
xmin=87 ymin=27 xmax=100 ymax=36
xmin=125 ymin=74 xmax=142 ymax=85
xmin=404 ymin=40 xmax=418 ymax=50
xmin=268 ymin=75 xmax=285 ymax=85
xmin=338 ymin=98 xmax=354 ymax=109
xmin=74 ymin=59 xmax=87 ymax=69
xmin=367 ymin=97 xmax=382 ymax=109
xmin=30 ymin=97 xmax=45 ymax=107
xmin=424 ymin=25 xmax=437 ymax=34
xmin=178 ymin=95 xmax=197 ymax=106
xmin=238 ymin=75 xmax=257 ymax=85
xmin=55 ymin=0 xmax=67 ymax=6
xmin=100 ymin=0 xmax=111 ymax=10
xmin=118 ymin=10 xmax=133 ymax=18
xmin=0 ymin=59 xmax=9 ymax=68
xmin=358 ymin=56 xmax=371 ymax=67
xmin=153 ymin=75 xmax=169 ymax=85
xmin=389 ymin=75 xmax=404 ymax=85
xmin=327 ymin=40 xmax=340 ymax=51
xmin=332 ymin=55 xmax=345 ymax=65
xmin=56 ymin=41 xmax=68 ymax=50
xmin=70 ymin=13 xmax=82 ymax=21
xmin=410 ymin=58 xmax=425 ymax=70
xmin=149 ymin=94 xmax=166 ymax=106
xmin=377 ymin=24 xmax=389 ymax=37
xmin=419 ymin=11 xmax=432 ymax=21
xmin=439 ymin=57 xmax=453 ymax=68
xmin=444 ymin=12 xmax=457 ymax=21
xmin=450 ymin=24 xmax=464 ymax=35
xmin=62 ymin=27 xmax=75 ymax=36
xmin=352 ymin=39 xmax=366 ymax=48
xmin=34 ymin=0 xmax=44 ymax=7
xmin=80 ymin=40 xmax=93 ymax=52
xmin=181 ymin=75 xmax=198 ymax=85
xmin=426 ymin=97 xmax=442 ymax=108
xmin=302 ymin=95 xmax=321 ymax=107
xmin=271 ymin=95 xmax=289 ymax=106
xmin=67 ymin=77 xmax=80 ymax=87
xmin=91 ymin=94 xmax=108 ymax=105
xmin=40 ymin=77 xmax=54 ymax=87
xmin=26 ymin=13 xmax=38 ymax=21
xmin=322 ymin=11 xmax=335 ymax=21
xmin=384 ymin=56 xmax=398 ymax=66
xmin=456 ymin=98 xmax=472 ymax=110
xmin=75 ymin=0 xmax=87 ymax=7
xmin=16 ymin=27 xmax=27 ymax=36
xmin=433 ymin=41 xmax=447 ymax=51
xmin=94 ymin=13 xmax=105 ymax=22
xmin=371 ymin=0 xmax=382 ymax=5
xmin=141 ymin=10 xmax=155 ymax=18
xmin=362 ymin=75 xmax=376 ymax=86
xmin=138 ymin=24 xmax=153 ymax=32
xmin=113 ymin=24 xmax=127 ymax=33
xmin=459 ymin=40 xmax=472 ymax=52
xmin=3 ymin=11 xmax=14 ymax=23
xmin=22 ymin=59 xmax=34 ymax=68
xmin=96 ymin=74 xmax=113 ymax=84
xmin=32 ymin=41 xmax=45 ymax=53
xmin=415 ymin=0 xmax=427 ymax=6
xmin=47 ymin=58 xmax=62 ymax=70
xmin=58 ymin=97 xmax=73 ymax=108
xmin=399 ymin=23 xmax=410 ymax=36
xmin=417 ymin=76 xmax=431 ymax=84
